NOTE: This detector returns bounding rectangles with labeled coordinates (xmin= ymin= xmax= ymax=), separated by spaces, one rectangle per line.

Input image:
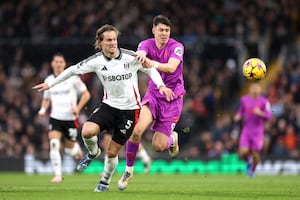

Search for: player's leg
xmin=94 ymin=140 xmax=122 ymax=192
xmin=152 ymin=97 xmax=182 ymax=158
xmin=64 ymin=140 xmax=83 ymax=160
xmin=77 ymin=121 xmax=101 ymax=171
xmin=64 ymin=123 xmax=83 ymax=160
xmin=248 ymin=135 xmax=264 ymax=177
xmin=118 ymin=105 xmax=153 ymax=190
xmin=136 ymin=143 xmax=152 ymax=173
xmin=238 ymin=133 xmax=253 ymax=176
xmin=250 ymin=151 xmax=260 ymax=176
xmin=48 ymin=129 xmax=63 ymax=183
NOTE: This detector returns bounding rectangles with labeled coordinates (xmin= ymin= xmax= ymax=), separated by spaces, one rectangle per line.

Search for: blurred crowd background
xmin=0 ymin=0 xmax=300 ymax=160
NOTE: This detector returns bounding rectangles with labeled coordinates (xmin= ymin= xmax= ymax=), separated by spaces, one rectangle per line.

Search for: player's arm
xmin=234 ymin=99 xmax=244 ymax=122
xmin=141 ymin=67 xmax=174 ymax=101
xmin=73 ymin=89 xmax=91 ymax=117
xmin=151 ymin=58 xmax=181 ymax=73
xmin=33 ymin=59 xmax=95 ymax=91
xmin=142 ymin=57 xmax=180 ymax=74
xmin=32 ymin=66 xmax=78 ymax=91
xmin=38 ymin=98 xmax=50 ymax=117
xmin=253 ymin=101 xmax=272 ymax=120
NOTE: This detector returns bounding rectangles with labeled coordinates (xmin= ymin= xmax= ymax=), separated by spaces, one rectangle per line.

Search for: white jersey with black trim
xmin=44 ymin=75 xmax=87 ymax=120
xmin=48 ymin=48 xmax=165 ymax=110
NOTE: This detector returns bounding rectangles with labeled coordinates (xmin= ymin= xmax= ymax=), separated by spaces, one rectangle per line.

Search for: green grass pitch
xmin=0 ymin=173 xmax=299 ymax=200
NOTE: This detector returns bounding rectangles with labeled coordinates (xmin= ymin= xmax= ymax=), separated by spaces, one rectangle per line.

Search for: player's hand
xmin=135 ymin=51 xmax=147 ymax=63
xmin=32 ymin=83 xmax=49 ymax=91
xmin=72 ymin=106 xmax=80 ymax=118
xmin=142 ymin=58 xmax=154 ymax=68
xmin=253 ymin=107 xmax=264 ymax=117
xmin=159 ymin=86 xmax=174 ymax=102
xmin=233 ymin=114 xmax=241 ymax=122
xmin=38 ymin=108 xmax=47 ymax=118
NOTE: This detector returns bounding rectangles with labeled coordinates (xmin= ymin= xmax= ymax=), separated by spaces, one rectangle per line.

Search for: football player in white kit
xmin=38 ymin=53 xmax=91 ymax=183
xmin=33 ymin=24 xmax=173 ymax=192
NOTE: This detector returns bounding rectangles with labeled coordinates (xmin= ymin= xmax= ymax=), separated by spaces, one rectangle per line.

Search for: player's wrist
xmin=153 ymin=61 xmax=159 ymax=69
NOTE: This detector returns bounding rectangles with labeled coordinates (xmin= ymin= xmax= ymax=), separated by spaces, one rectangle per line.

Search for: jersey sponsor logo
xmin=102 ymin=73 xmax=132 ymax=81
xmin=174 ymin=47 xmax=183 ymax=56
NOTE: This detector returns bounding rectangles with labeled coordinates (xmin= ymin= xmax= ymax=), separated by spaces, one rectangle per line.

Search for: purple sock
xmin=165 ymin=136 xmax=173 ymax=150
xmin=126 ymin=141 xmax=140 ymax=167
xmin=252 ymin=163 xmax=257 ymax=172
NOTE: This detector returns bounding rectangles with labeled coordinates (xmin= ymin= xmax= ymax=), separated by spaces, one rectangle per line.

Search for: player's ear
xmin=152 ymin=27 xmax=155 ymax=35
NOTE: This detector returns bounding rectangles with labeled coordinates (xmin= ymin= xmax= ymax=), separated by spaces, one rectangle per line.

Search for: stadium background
xmin=0 ymin=0 xmax=300 ymax=175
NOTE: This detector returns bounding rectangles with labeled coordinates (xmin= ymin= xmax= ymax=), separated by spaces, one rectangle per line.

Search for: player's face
xmin=51 ymin=56 xmax=66 ymax=74
xmin=100 ymin=31 xmax=118 ymax=58
xmin=152 ymin=23 xmax=171 ymax=46
xmin=249 ymin=83 xmax=261 ymax=98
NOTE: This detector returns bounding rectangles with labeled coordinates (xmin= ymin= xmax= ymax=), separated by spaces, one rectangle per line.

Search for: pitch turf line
xmin=0 ymin=173 xmax=299 ymax=200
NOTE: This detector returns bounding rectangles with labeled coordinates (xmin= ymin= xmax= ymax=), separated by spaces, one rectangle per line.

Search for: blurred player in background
xmin=38 ymin=53 xmax=91 ymax=183
xmin=33 ymin=24 xmax=172 ymax=192
xmin=118 ymin=15 xmax=185 ymax=190
xmin=234 ymin=82 xmax=272 ymax=177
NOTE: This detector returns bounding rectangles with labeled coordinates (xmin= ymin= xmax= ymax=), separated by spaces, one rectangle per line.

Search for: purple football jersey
xmin=138 ymin=38 xmax=185 ymax=99
xmin=237 ymin=94 xmax=272 ymax=135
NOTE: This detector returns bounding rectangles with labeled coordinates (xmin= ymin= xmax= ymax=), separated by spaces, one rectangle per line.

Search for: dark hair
xmin=94 ymin=24 xmax=119 ymax=50
xmin=153 ymin=15 xmax=171 ymax=27
xmin=52 ymin=52 xmax=65 ymax=60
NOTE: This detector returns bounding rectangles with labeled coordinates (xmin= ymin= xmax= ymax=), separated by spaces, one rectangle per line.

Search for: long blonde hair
xmin=94 ymin=24 xmax=119 ymax=50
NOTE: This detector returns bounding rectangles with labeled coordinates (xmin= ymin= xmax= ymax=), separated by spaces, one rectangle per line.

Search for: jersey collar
xmin=102 ymin=48 xmax=122 ymax=61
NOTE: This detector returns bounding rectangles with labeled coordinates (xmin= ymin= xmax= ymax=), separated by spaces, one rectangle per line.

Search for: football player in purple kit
xmin=118 ymin=15 xmax=185 ymax=190
xmin=234 ymin=82 xmax=272 ymax=177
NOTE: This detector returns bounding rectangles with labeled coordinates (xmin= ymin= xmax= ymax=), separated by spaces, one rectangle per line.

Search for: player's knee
xmin=152 ymin=143 xmax=165 ymax=152
xmin=131 ymin=133 xmax=141 ymax=143
xmin=106 ymin=149 xmax=118 ymax=158
xmin=81 ymin=129 xmax=96 ymax=138
xmin=50 ymin=139 xmax=60 ymax=151
xmin=82 ymin=122 xmax=99 ymax=138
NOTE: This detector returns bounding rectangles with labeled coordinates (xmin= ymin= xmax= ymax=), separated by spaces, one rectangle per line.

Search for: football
xmin=242 ymin=58 xmax=267 ymax=80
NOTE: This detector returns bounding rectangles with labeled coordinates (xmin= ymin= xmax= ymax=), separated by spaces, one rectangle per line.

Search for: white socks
xmin=83 ymin=136 xmax=98 ymax=155
xmin=64 ymin=143 xmax=81 ymax=157
xmin=49 ymin=139 xmax=61 ymax=177
xmin=101 ymin=155 xmax=118 ymax=184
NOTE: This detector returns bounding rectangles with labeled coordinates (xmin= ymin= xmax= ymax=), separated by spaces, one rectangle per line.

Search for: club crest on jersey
xmin=124 ymin=63 xmax=129 ymax=69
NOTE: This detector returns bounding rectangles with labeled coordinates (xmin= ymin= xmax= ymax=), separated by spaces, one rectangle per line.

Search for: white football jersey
xmin=44 ymin=75 xmax=87 ymax=120
xmin=48 ymin=48 xmax=165 ymax=110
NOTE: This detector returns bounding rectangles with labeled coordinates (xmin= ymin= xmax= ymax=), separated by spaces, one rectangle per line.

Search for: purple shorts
xmin=141 ymin=94 xmax=183 ymax=136
xmin=239 ymin=130 xmax=264 ymax=151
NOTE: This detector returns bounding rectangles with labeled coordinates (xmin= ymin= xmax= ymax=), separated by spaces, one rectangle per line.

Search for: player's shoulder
xmin=259 ymin=95 xmax=269 ymax=102
xmin=241 ymin=95 xmax=250 ymax=101
xmin=120 ymin=48 xmax=136 ymax=57
xmin=85 ymin=52 xmax=103 ymax=62
xmin=168 ymin=38 xmax=184 ymax=48
xmin=168 ymin=38 xmax=184 ymax=57
xmin=138 ymin=38 xmax=155 ymax=47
